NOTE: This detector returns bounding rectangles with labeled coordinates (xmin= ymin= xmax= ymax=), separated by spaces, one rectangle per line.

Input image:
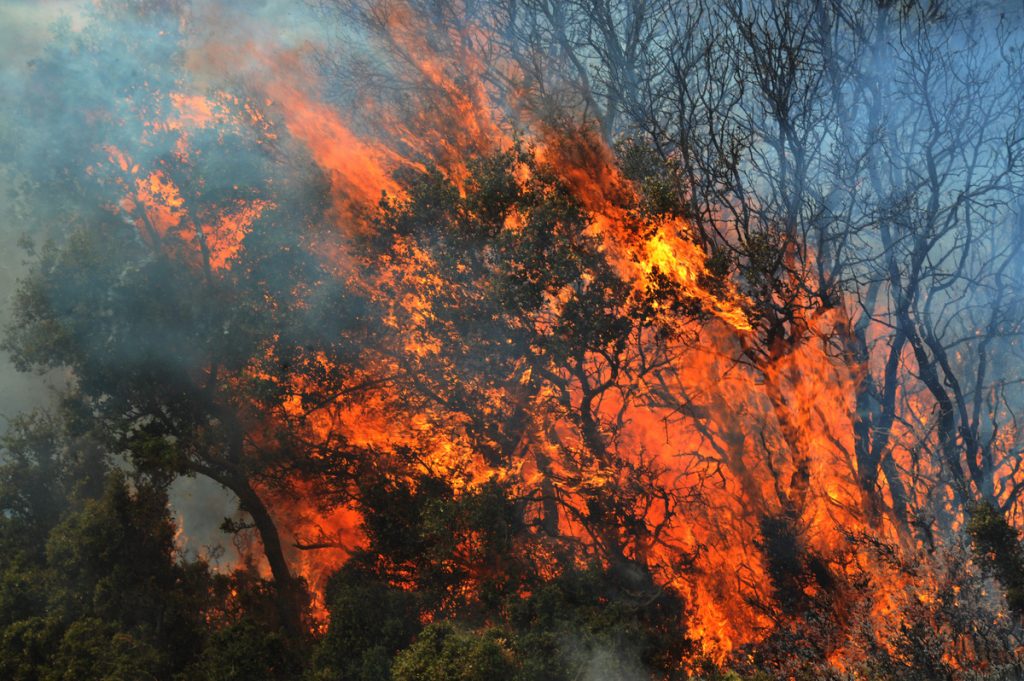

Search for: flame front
xmin=30 ymin=0 xmax=1024 ymax=674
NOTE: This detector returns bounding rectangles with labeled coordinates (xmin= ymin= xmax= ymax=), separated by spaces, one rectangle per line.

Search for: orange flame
xmin=89 ymin=1 xmax=1020 ymax=670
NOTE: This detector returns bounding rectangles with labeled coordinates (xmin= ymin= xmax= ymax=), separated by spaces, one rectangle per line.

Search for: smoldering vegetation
xmin=2 ymin=1 xmax=1024 ymax=680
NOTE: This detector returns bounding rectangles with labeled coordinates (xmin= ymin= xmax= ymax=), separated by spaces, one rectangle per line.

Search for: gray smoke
xmin=0 ymin=3 xmax=85 ymax=427
xmin=0 ymin=0 xmax=315 ymax=564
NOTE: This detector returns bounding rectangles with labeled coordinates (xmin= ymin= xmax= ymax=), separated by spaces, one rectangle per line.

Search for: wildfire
xmin=72 ymin=0 xmax=1024 ymax=672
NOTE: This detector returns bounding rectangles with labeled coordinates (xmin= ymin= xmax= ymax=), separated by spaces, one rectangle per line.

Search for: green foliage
xmin=0 ymin=616 xmax=63 ymax=681
xmin=507 ymin=565 xmax=690 ymax=680
xmin=313 ymin=455 xmax=692 ymax=681
xmin=352 ymin=471 xmax=524 ymax=613
xmin=188 ymin=619 xmax=301 ymax=681
xmin=0 ymin=415 xmax=292 ymax=681
xmin=312 ymin=560 xmax=421 ymax=681
xmin=391 ymin=623 xmax=516 ymax=681
xmin=967 ymin=501 xmax=1024 ymax=614
xmin=615 ymin=137 xmax=686 ymax=217
xmin=48 ymin=618 xmax=163 ymax=681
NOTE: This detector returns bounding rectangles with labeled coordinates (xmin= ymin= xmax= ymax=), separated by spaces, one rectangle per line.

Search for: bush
xmin=391 ymin=622 xmax=516 ymax=681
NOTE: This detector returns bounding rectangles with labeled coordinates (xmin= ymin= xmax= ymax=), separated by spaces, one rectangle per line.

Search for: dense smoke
xmin=0 ymin=0 xmax=327 ymax=563
xmin=0 ymin=3 xmax=77 ymax=421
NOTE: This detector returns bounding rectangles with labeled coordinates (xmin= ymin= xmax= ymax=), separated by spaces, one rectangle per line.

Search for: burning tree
xmin=3 ymin=0 xmax=1024 ymax=679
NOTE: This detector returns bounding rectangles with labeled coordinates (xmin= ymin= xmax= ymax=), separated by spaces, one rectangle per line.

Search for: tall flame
xmin=83 ymin=0 xmax=1021 ymax=669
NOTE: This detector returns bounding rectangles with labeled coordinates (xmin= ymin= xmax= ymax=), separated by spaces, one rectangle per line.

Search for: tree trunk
xmin=207 ymin=467 xmax=307 ymax=640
